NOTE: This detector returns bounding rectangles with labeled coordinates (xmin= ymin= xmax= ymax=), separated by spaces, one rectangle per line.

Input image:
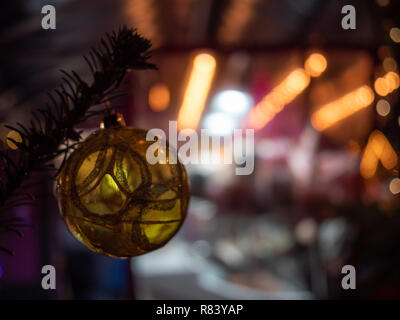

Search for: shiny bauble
xmin=56 ymin=124 xmax=189 ymax=258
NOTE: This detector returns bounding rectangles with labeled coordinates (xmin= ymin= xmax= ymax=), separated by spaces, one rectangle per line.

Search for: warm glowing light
xmin=389 ymin=178 xmax=400 ymax=195
xmin=248 ymin=68 xmax=310 ymax=130
xmin=389 ymin=27 xmax=400 ymax=43
xmin=370 ymin=132 xmax=398 ymax=170
xmin=311 ymin=86 xmax=375 ymax=131
xmin=304 ymin=53 xmax=327 ymax=77
xmin=376 ymin=0 xmax=390 ymax=6
xmin=177 ymin=53 xmax=216 ymax=130
xmin=383 ymin=57 xmax=397 ymax=72
xmin=374 ymin=78 xmax=389 ymax=96
xmin=360 ymin=130 xmax=398 ymax=179
xmin=123 ymin=0 xmax=162 ymax=46
xmin=148 ymin=83 xmax=170 ymax=112
xmin=360 ymin=143 xmax=379 ymax=179
xmin=6 ymin=130 xmax=22 ymax=150
xmin=374 ymin=71 xmax=400 ymax=96
xmin=376 ymin=99 xmax=391 ymax=116
xmin=218 ymin=0 xmax=258 ymax=44
xmin=386 ymin=71 xmax=400 ymax=88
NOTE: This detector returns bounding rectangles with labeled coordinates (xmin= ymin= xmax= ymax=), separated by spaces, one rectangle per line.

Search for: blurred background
xmin=0 ymin=0 xmax=399 ymax=299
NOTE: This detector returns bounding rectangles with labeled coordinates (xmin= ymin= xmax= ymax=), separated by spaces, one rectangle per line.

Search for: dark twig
xmin=0 ymin=26 xmax=157 ymax=254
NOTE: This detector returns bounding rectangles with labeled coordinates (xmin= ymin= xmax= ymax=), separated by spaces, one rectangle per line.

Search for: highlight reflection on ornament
xmin=57 ymin=119 xmax=189 ymax=258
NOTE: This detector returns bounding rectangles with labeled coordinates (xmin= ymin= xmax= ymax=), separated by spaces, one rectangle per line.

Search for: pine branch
xmin=0 ymin=26 xmax=157 ymax=254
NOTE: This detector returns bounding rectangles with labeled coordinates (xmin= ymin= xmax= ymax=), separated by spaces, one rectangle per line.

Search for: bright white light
xmin=203 ymin=112 xmax=235 ymax=135
xmin=212 ymin=90 xmax=252 ymax=116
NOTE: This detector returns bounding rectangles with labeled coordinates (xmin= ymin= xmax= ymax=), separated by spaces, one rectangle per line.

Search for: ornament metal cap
xmin=101 ymin=112 xmax=126 ymax=129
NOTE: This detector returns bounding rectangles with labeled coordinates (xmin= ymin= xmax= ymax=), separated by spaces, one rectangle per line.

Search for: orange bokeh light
xmin=148 ymin=83 xmax=170 ymax=112
xmin=311 ymin=86 xmax=375 ymax=131
xmin=304 ymin=53 xmax=327 ymax=77
xmin=360 ymin=130 xmax=398 ymax=179
xmin=374 ymin=71 xmax=400 ymax=96
xmin=177 ymin=53 xmax=216 ymax=130
xmin=248 ymin=68 xmax=310 ymax=130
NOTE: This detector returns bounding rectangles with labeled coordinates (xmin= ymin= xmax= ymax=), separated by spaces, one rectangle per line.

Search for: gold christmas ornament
xmin=56 ymin=115 xmax=189 ymax=258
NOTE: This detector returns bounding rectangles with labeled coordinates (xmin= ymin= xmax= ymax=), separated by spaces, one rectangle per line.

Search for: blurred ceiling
xmin=0 ymin=0 xmax=396 ymax=119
